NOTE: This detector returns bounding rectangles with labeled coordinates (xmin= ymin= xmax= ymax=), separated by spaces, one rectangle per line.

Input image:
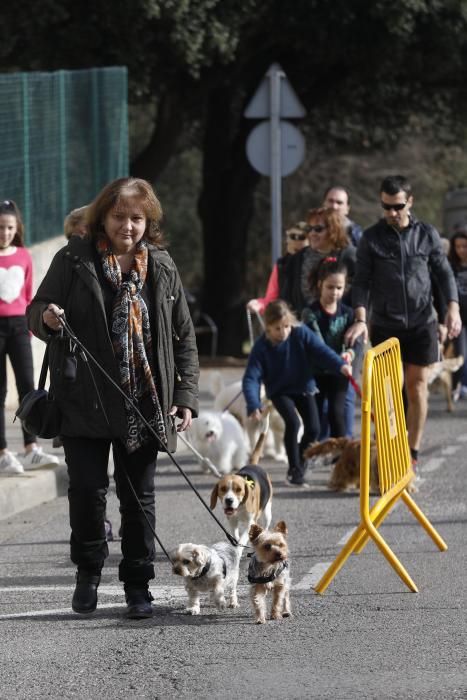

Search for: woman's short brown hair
xmin=306 ymin=207 xmax=350 ymax=250
xmin=86 ymin=177 xmax=165 ymax=246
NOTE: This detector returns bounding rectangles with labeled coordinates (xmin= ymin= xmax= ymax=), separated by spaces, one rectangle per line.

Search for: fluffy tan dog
xmin=304 ymin=438 xmax=379 ymax=493
xmin=247 ymin=521 xmax=291 ymax=624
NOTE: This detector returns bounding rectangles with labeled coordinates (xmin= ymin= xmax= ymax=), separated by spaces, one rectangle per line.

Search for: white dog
xmin=171 ymin=541 xmax=241 ymax=614
xmin=187 ymin=410 xmax=248 ymax=475
xmin=209 ymin=373 xmax=287 ymax=463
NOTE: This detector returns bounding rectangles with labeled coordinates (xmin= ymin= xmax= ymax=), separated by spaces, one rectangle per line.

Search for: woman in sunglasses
xmin=285 ymin=207 xmax=356 ymax=316
xmin=247 ymin=222 xmax=309 ymax=315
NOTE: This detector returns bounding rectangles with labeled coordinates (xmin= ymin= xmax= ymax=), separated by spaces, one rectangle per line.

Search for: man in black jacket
xmin=346 ymin=175 xmax=461 ymax=468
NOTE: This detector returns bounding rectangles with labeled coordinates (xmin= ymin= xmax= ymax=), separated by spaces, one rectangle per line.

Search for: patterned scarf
xmin=98 ymin=239 xmax=167 ymax=453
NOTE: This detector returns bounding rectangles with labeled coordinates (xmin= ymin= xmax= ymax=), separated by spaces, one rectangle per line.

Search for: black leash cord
xmin=55 ymin=314 xmax=240 ymax=550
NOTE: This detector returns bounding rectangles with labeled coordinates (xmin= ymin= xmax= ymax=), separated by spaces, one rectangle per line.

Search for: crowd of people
xmin=0 ymin=173 xmax=463 ymax=618
xmin=246 ymin=175 xmax=462 ymax=482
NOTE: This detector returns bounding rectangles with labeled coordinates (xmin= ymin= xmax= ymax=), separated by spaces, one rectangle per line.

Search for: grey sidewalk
xmin=0 ymin=365 xmax=245 ymax=521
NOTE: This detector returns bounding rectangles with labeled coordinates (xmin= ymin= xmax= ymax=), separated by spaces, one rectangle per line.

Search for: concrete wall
xmin=6 ymin=235 xmax=66 ymax=408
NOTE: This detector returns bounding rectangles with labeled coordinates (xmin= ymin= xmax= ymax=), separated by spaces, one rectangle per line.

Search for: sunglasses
xmin=287 ymin=233 xmax=307 ymax=241
xmin=381 ymin=201 xmax=407 ymax=211
xmin=308 ymin=225 xmax=327 ymax=233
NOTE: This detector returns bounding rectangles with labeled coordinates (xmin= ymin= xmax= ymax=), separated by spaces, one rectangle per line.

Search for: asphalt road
xmin=0 ymin=373 xmax=466 ymax=700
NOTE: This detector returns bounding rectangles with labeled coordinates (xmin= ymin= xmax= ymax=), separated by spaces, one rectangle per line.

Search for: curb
xmin=0 ymin=463 xmax=68 ymax=521
xmin=0 ymin=366 xmax=247 ymax=521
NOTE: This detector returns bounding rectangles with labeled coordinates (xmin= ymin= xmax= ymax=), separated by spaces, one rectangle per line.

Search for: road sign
xmin=246 ymin=121 xmax=305 ymax=177
xmin=244 ymin=63 xmax=306 ymax=119
xmin=244 ymin=63 xmax=306 ymax=265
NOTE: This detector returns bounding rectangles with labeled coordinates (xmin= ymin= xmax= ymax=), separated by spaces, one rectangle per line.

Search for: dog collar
xmin=191 ymin=555 xmax=227 ymax=580
xmin=191 ymin=557 xmax=211 ymax=580
xmin=247 ymin=557 xmax=289 ymax=584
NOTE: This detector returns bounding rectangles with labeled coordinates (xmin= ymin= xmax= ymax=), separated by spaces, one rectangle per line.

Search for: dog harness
xmin=247 ymin=556 xmax=289 ymax=584
xmin=236 ymin=465 xmax=272 ymax=512
xmin=191 ymin=555 xmax=227 ymax=580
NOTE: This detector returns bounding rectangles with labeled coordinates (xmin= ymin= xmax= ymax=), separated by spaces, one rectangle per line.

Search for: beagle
xmin=210 ymin=464 xmax=273 ymax=546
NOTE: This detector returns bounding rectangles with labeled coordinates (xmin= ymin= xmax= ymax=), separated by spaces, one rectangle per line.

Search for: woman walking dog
xmin=27 ymin=177 xmax=199 ymax=619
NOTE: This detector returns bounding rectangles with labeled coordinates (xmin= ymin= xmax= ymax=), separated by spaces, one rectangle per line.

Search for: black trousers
xmin=0 ymin=316 xmax=36 ymax=449
xmin=315 ymin=374 xmax=349 ymax=438
xmin=62 ymin=436 xmax=158 ymax=584
xmin=271 ymin=392 xmax=320 ymax=483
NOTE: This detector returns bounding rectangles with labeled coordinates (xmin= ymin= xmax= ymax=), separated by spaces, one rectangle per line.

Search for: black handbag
xmin=15 ymin=342 xmax=61 ymax=439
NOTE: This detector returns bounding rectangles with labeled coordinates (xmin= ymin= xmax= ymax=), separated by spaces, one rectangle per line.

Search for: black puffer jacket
xmin=352 ymin=217 xmax=458 ymax=329
xmin=27 ymin=237 xmax=199 ymax=452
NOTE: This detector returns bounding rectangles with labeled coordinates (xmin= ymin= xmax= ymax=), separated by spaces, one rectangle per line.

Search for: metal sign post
xmin=245 ymin=63 xmax=306 ymax=266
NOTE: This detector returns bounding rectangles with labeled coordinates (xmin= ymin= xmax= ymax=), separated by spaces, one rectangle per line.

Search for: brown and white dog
xmin=210 ymin=415 xmax=273 ymax=546
xmin=304 ymin=438 xmax=379 ymax=493
xmin=247 ymin=520 xmax=291 ymax=624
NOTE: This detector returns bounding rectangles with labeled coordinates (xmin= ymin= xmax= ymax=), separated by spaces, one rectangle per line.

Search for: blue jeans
xmin=318 ymin=383 xmax=356 ymax=439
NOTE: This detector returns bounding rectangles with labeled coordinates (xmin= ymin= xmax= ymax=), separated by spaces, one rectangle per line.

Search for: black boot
xmin=124 ymin=583 xmax=154 ymax=619
xmin=72 ymin=569 xmax=101 ymax=614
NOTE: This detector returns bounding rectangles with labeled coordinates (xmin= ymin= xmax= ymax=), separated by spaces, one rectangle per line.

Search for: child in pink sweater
xmin=0 ymin=200 xmax=59 ymax=473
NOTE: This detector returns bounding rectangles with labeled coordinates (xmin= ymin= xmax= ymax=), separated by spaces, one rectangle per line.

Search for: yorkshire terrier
xmin=247 ymin=521 xmax=291 ymax=624
xmin=171 ymin=541 xmax=241 ymax=615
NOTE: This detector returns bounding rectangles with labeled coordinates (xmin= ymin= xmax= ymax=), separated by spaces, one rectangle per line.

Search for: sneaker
xmin=284 ymin=479 xmax=310 ymax=489
xmin=0 ymin=450 xmax=24 ymax=474
xmin=20 ymin=447 xmax=60 ymax=470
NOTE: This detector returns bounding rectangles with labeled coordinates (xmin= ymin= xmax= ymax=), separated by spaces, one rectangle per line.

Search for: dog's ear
xmin=210 ymin=483 xmax=219 ymax=510
xmin=249 ymin=523 xmax=263 ymax=542
xmin=274 ymin=520 xmax=288 ymax=536
xmin=192 ymin=547 xmax=200 ymax=563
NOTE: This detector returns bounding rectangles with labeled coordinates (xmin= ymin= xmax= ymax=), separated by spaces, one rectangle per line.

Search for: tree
xmin=2 ymin=0 xmax=467 ymax=353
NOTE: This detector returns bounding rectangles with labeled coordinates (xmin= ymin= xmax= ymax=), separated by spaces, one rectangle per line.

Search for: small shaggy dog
xmin=187 ymin=409 xmax=248 ymax=475
xmin=171 ymin=541 xmax=241 ymax=615
xmin=247 ymin=521 xmax=291 ymax=624
xmin=304 ymin=438 xmax=380 ymax=493
xmin=209 ymin=373 xmax=287 ymax=462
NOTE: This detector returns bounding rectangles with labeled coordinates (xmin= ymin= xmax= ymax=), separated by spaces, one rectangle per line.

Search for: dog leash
xmin=53 ymin=313 xmax=241 ymax=555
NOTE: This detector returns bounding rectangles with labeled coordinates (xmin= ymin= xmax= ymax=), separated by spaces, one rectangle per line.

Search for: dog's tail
xmin=249 ymin=403 xmax=271 ymax=465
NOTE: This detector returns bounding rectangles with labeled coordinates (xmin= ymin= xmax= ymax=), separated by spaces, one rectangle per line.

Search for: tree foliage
xmin=2 ymin=0 xmax=467 ymax=351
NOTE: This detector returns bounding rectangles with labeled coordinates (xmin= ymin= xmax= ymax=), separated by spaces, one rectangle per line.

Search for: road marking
xmin=292 ymin=562 xmax=332 ymax=590
xmin=337 ymin=528 xmax=356 ymax=546
xmin=440 ymin=445 xmax=460 ymax=456
xmin=456 ymin=434 xmax=467 ymax=442
xmin=421 ymin=458 xmax=445 ymax=473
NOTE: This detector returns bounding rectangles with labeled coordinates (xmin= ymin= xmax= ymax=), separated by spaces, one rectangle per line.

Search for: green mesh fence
xmin=0 ymin=66 xmax=128 ymax=245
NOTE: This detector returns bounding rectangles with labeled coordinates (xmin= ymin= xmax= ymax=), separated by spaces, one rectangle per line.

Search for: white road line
xmin=292 ymin=562 xmax=331 ymax=590
xmin=0 ymin=603 xmax=122 ymax=619
xmin=440 ymin=445 xmax=460 ymax=456
xmin=421 ymin=457 xmax=445 ymax=473
xmin=456 ymin=434 xmax=467 ymax=442
xmin=337 ymin=528 xmax=356 ymax=546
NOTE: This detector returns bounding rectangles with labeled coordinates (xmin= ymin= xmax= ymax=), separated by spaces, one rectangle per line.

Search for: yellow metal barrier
xmin=314 ymin=338 xmax=447 ymax=595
